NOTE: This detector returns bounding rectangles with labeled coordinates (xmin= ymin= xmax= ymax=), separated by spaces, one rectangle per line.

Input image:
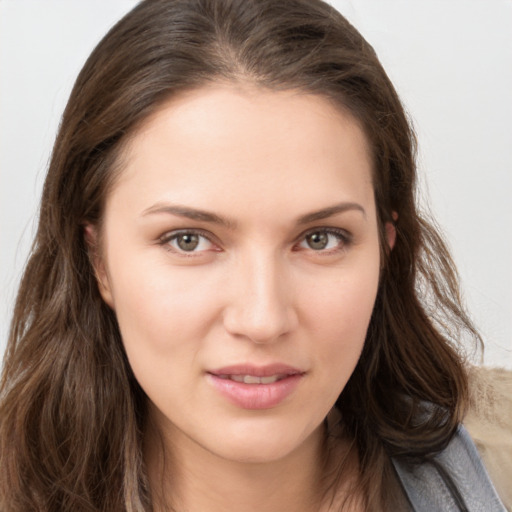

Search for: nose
xmin=222 ymin=252 xmax=298 ymax=344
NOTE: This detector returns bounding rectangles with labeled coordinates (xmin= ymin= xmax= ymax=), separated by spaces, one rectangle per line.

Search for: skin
xmin=90 ymin=84 xmax=393 ymax=511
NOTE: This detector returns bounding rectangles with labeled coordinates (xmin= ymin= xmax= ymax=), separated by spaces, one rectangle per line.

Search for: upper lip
xmin=208 ymin=363 xmax=304 ymax=377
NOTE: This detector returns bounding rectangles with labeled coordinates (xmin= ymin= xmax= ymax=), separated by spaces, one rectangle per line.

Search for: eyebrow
xmin=141 ymin=201 xmax=366 ymax=228
xmin=141 ymin=203 xmax=237 ymax=229
xmin=296 ymin=202 xmax=366 ymax=224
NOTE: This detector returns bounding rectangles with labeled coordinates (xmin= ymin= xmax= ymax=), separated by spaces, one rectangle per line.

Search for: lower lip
xmin=206 ymin=373 xmax=304 ymax=410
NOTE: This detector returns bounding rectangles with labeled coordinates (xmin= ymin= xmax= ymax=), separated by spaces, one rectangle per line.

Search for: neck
xmin=145 ymin=422 xmax=328 ymax=512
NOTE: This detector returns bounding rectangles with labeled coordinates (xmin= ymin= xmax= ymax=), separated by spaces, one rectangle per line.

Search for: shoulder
xmin=392 ymin=423 xmax=507 ymax=511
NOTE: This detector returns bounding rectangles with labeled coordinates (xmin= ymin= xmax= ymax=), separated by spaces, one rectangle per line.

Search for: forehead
xmin=108 ymin=84 xmax=375 ymax=222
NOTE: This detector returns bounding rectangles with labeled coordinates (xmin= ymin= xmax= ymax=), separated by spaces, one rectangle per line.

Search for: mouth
xmin=208 ymin=363 xmax=304 ymax=383
xmin=206 ymin=364 xmax=305 ymax=409
xmin=214 ymin=373 xmax=296 ymax=384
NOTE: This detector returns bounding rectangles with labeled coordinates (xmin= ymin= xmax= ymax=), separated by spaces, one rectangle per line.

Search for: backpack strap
xmin=392 ymin=424 xmax=506 ymax=511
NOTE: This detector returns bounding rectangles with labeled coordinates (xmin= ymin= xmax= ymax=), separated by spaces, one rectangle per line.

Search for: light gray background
xmin=1 ymin=0 xmax=511 ymax=368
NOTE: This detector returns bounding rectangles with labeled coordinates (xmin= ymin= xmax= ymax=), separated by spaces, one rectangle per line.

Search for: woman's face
xmin=94 ymin=84 xmax=383 ymax=464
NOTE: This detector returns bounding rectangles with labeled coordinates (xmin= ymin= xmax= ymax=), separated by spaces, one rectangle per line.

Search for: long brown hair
xmin=0 ymin=0 xmax=481 ymax=510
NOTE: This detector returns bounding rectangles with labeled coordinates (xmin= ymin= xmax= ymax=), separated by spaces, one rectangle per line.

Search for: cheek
xmin=106 ymin=249 xmax=222 ymax=359
xmin=300 ymin=257 xmax=380 ymax=377
xmin=303 ymin=262 xmax=379 ymax=337
xmin=107 ymin=258 xmax=226 ymax=411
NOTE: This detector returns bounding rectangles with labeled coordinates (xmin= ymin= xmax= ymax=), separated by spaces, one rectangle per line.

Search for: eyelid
xmin=157 ymin=226 xmax=352 ymax=255
xmin=159 ymin=228 xmax=220 ymax=254
xmin=295 ymin=226 xmax=353 ymax=251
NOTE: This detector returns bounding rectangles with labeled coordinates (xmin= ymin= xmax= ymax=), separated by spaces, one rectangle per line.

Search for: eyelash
xmin=159 ymin=229 xmax=218 ymax=256
xmin=158 ymin=227 xmax=352 ymax=256
xmin=297 ymin=227 xmax=352 ymax=254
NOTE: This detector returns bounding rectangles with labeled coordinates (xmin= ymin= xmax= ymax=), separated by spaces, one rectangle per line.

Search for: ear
xmin=385 ymin=212 xmax=398 ymax=250
xmin=83 ymin=224 xmax=115 ymax=308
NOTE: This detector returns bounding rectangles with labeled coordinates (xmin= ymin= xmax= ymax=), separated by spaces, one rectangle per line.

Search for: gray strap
xmin=392 ymin=424 xmax=506 ymax=511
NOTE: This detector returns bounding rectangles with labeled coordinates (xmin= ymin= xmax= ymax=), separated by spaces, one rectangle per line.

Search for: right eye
xmin=159 ymin=230 xmax=218 ymax=255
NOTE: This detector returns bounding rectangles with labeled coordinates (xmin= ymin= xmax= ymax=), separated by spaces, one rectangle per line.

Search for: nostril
xmin=222 ymin=302 xmax=297 ymax=344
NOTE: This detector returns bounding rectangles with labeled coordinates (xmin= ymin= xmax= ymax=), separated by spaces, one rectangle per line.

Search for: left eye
xmin=162 ymin=231 xmax=214 ymax=253
xmin=298 ymin=230 xmax=347 ymax=251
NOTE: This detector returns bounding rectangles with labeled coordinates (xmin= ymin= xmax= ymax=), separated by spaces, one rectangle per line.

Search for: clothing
xmin=392 ymin=424 xmax=506 ymax=511
xmin=464 ymin=366 xmax=512 ymax=509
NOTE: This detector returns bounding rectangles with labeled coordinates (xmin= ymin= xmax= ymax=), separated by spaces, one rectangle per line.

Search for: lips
xmin=217 ymin=374 xmax=287 ymax=384
xmin=207 ymin=364 xmax=304 ymax=409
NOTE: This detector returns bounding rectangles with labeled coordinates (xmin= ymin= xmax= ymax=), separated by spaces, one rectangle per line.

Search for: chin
xmin=204 ymin=418 xmax=323 ymax=465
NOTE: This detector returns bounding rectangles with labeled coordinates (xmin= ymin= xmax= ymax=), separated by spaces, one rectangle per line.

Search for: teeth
xmin=260 ymin=375 xmax=279 ymax=384
xmin=243 ymin=375 xmax=261 ymax=384
xmin=226 ymin=374 xmax=282 ymax=384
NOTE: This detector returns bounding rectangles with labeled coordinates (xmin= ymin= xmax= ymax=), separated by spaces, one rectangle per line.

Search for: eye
xmin=160 ymin=230 xmax=217 ymax=254
xmin=297 ymin=228 xmax=350 ymax=252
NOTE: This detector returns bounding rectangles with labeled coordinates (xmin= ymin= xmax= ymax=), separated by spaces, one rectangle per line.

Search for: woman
xmin=0 ymin=0 xmax=506 ymax=510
